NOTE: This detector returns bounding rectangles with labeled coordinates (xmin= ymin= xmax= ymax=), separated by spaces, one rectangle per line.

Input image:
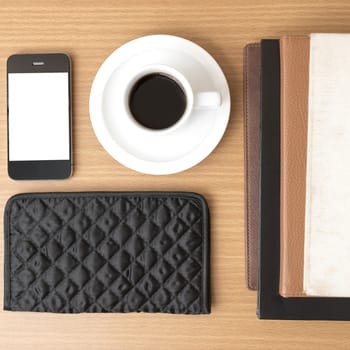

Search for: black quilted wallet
xmin=4 ymin=192 xmax=210 ymax=314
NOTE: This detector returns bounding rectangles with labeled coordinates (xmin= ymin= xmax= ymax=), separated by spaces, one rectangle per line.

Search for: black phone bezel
xmin=7 ymin=53 xmax=72 ymax=180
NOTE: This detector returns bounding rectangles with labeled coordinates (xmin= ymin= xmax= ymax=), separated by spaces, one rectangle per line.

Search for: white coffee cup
xmin=122 ymin=64 xmax=222 ymax=133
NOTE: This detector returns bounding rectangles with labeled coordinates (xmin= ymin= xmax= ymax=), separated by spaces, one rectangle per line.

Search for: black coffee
xmin=129 ymin=73 xmax=187 ymax=130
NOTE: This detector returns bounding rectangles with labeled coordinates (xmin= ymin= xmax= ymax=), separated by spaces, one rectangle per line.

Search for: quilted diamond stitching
xmin=7 ymin=193 xmax=208 ymax=314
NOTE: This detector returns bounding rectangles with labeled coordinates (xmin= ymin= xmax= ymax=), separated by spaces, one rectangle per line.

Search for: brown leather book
xmin=243 ymin=43 xmax=261 ymax=290
xmin=279 ymin=35 xmax=309 ymax=297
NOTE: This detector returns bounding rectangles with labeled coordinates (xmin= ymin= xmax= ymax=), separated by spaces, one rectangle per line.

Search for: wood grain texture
xmin=1 ymin=0 xmax=350 ymax=349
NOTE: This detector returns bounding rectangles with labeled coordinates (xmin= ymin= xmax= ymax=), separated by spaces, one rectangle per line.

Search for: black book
xmin=258 ymin=39 xmax=350 ymax=320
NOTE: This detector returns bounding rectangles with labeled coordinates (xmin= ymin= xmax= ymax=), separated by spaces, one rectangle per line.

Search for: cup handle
xmin=193 ymin=91 xmax=221 ymax=109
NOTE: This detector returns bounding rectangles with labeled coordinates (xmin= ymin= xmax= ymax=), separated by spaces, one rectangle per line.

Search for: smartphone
xmin=7 ymin=53 xmax=72 ymax=180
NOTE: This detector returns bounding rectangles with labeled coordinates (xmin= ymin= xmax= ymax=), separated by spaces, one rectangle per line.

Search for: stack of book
xmin=244 ymin=34 xmax=350 ymax=320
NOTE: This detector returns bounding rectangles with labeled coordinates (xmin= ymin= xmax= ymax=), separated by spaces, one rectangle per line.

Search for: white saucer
xmin=89 ymin=35 xmax=230 ymax=175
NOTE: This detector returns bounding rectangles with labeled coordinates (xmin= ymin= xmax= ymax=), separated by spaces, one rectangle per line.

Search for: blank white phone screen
xmin=8 ymin=72 xmax=69 ymax=161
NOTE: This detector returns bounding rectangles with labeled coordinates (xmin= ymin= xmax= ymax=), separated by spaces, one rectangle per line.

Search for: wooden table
xmin=1 ymin=1 xmax=350 ymax=349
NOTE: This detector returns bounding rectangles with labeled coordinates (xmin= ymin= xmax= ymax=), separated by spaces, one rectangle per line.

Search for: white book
xmin=304 ymin=33 xmax=350 ymax=296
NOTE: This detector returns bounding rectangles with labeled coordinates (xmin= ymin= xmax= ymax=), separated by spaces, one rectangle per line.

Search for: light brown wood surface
xmin=1 ymin=0 xmax=350 ymax=349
